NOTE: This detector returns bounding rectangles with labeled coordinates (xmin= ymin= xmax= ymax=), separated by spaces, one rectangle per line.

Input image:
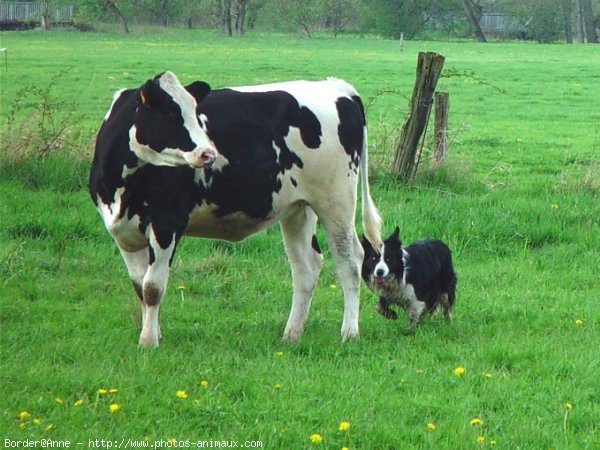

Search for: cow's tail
xmin=360 ymin=126 xmax=383 ymax=252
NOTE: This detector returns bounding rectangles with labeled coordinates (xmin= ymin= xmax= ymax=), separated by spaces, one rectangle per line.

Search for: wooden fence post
xmin=433 ymin=91 xmax=450 ymax=165
xmin=391 ymin=52 xmax=445 ymax=180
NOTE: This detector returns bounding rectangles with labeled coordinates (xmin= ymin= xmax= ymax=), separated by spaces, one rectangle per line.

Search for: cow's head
xmin=129 ymin=71 xmax=217 ymax=169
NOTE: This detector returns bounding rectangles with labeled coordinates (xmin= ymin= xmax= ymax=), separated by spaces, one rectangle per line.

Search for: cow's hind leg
xmin=138 ymin=230 xmax=178 ymax=348
xmin=319 ymin=206 xmax=364 ymax=341
xmin=119 ymin=247 xmax=151 ymax=332
xmin=281 ymin=204 xmax=323 ymax=341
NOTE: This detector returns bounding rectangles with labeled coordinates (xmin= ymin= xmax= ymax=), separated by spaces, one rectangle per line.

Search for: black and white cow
xmin=89 ymin=71 xmax=382 ymax=348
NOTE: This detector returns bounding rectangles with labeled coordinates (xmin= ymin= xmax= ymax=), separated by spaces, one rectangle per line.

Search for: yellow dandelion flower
xmin=330 ymin=284 xmax=337 ymax=289
xmin=177 ymin=285 xmax=186 ymax=290
xmin=200 ymin=380 xmax=209 ymax=388
xmin=427 ymin=422 xmax=436 ymax=430
xmin=74 ymin=399 xmax=84 ymax=407
xmin=98 ymin=388 xmax=108 ymax=395
xmin=575 ymin=319 xmax=583 ymax=326
xmin=44 ymin=424 xmax=54 ymax=431
xmin=550 ymin=204 xmax=559 ymax=209
xmin=54 ymin=397 xmax=64 ymax=404
xmin=274 ymin=384 xmax=282 ymax=390
xmin=309 ymin=433 xmax=322 ymax=444
xmin=17 ymin=411 xmax=30 ymax=420
xmin=109 ymin=403 xmax=121 ymax=413
xmin=19 ymin=422 xmax=26 ymax=429
xmin=470 ymin=417 xmax=484 ymax=426
xmin=33 ymin=418 xmax=41 ymax=425
xmin=275 ymin=351 xmax=284 ymax=357
xmin=565 ymin=402 xmax=573 ymax=410
xmin=484 ymin=372 xmax=493 ymax=379
xmin=477 ymin=435 xmax=485 ymax=444
xmin=453 ymin=366 xmax=465 ymax=376
xmin=341 ymin=447 xmax=349 ymax=450
xmin=109 ymin=388 xmax=118 ymax=394
xmin=490 ymin=439 xmax=497 ymax=446
xmin=338 ymin=421 xmax=350 ymax=431
xmin=176 ymin=390 xmax=188 ymax=399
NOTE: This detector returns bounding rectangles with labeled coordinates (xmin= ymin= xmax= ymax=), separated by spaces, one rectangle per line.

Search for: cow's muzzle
xmin=186 ymin=147 xmax=218 ymax=168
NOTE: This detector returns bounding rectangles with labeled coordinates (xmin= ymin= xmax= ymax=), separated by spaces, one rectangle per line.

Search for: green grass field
xmin=1 ymin=29 xmax=599 ymax=449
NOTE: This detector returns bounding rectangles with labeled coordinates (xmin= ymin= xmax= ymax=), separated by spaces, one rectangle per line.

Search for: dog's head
xmin=361 ymin=227 xmax=404 ymax=293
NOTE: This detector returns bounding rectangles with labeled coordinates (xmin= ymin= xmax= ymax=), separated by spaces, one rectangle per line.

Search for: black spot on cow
xmin=297 ymin=106 xmax=322 ymax=149
xmin=196 ymin=89 xmax=312 ymax=219
xmin=290 ymin=177 xmax=298 ymax=187
xmin=336 ymin=96 xmax=365 ymax=169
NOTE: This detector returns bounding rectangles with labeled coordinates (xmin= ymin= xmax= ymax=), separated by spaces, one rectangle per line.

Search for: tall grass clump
xmin=1 ymin=71 xmax=92 ymax=192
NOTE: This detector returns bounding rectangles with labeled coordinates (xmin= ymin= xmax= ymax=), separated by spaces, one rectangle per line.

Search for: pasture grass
xmin=1 ymin=29 xmax=599 ymax=448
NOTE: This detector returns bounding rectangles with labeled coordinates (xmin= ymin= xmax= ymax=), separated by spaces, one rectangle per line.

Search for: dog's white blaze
xmin=374 ymin=245 xmax=389 ymax=278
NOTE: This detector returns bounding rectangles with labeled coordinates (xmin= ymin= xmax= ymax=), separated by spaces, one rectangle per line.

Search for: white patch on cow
xmin=103 ymin=89 xmax=127 ymax=122
xmin=97 ymin=187 xmax=146 ymax=252
xmin=121 ymin=162 xmax=141 ymax=179
xmin=198 ymin=113 xmax=209 ymax=130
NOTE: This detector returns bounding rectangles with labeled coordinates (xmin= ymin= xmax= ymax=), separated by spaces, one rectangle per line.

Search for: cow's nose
xmin=199 ymin=149 xmax=217 ymax=167
xmin=188 ymin=148 xmax=217 ymax=168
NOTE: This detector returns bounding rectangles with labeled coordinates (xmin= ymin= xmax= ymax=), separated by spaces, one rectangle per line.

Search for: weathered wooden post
xmin=391 ymin=52 xmax=445 ymax=180
xmin=433 ymin=92 xmax=450 ymax=165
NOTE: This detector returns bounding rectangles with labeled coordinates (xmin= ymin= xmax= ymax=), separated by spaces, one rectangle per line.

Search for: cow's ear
xmin=139 ymin=80 xmax=154 ymax=107
xmin=186 ymin=81 xmax=211 ymax=103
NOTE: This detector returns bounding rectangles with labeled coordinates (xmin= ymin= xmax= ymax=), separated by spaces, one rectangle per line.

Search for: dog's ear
xmin=389 ymin=226 xmax=402 ymax=246
xmin=360 ymin=234 xmax=372 ymax=252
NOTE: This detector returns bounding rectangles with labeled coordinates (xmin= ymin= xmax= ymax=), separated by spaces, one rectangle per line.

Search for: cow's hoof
xmin=138 ymin=334 xmax=160 ymax=349
xmin=282 ymin=328 xmax=303 ymax=342
xmin=341 ymin=325 xmax=359 ymax=342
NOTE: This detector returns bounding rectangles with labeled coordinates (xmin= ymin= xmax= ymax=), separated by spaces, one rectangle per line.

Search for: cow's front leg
xmin=281 ymin=205 xmax=323 ymax=342
xmin=119 ymin=247 xmax=150 ymax=331
xmin=139 ymin=230 xmax=177 ymax=348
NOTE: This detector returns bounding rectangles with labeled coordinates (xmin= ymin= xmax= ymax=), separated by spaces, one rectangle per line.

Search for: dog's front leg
xmin=376 ymin=297 xmax=398 ymax=320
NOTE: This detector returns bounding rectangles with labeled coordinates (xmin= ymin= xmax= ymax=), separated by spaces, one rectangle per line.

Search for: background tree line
xmin=34 ymin=0 xmax=600 ymax=43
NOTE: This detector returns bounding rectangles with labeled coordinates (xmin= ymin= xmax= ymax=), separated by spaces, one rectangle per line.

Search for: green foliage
xmin=0 ymin=30 xmax=599 ymax=448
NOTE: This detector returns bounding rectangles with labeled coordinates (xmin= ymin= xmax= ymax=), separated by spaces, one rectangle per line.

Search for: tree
xmin=104 ymin=0 xmax=129 ymax=33
xmin=323 ymin=0 xmax=357 ymax=37
xmin=562 ymin=0 xmax=574 ymax=43
xmin=220 ymin=0 xmax=232 ymax=35
xmin=235 ymin=0 xmax=247 ymax=34
xmin=358 ymin=0 xmax=434 ymax=39
xmin=462 ymin=0 xmax=487 ymax=42
xmin=159 ymin=0 xmax=168 ymax=26
xmin=578 ymin=0 xmax=599 ymax=42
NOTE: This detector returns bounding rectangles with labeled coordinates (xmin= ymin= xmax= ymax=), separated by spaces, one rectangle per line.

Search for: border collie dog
xmin=361 ymin=227 xmax=457 ymax=325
